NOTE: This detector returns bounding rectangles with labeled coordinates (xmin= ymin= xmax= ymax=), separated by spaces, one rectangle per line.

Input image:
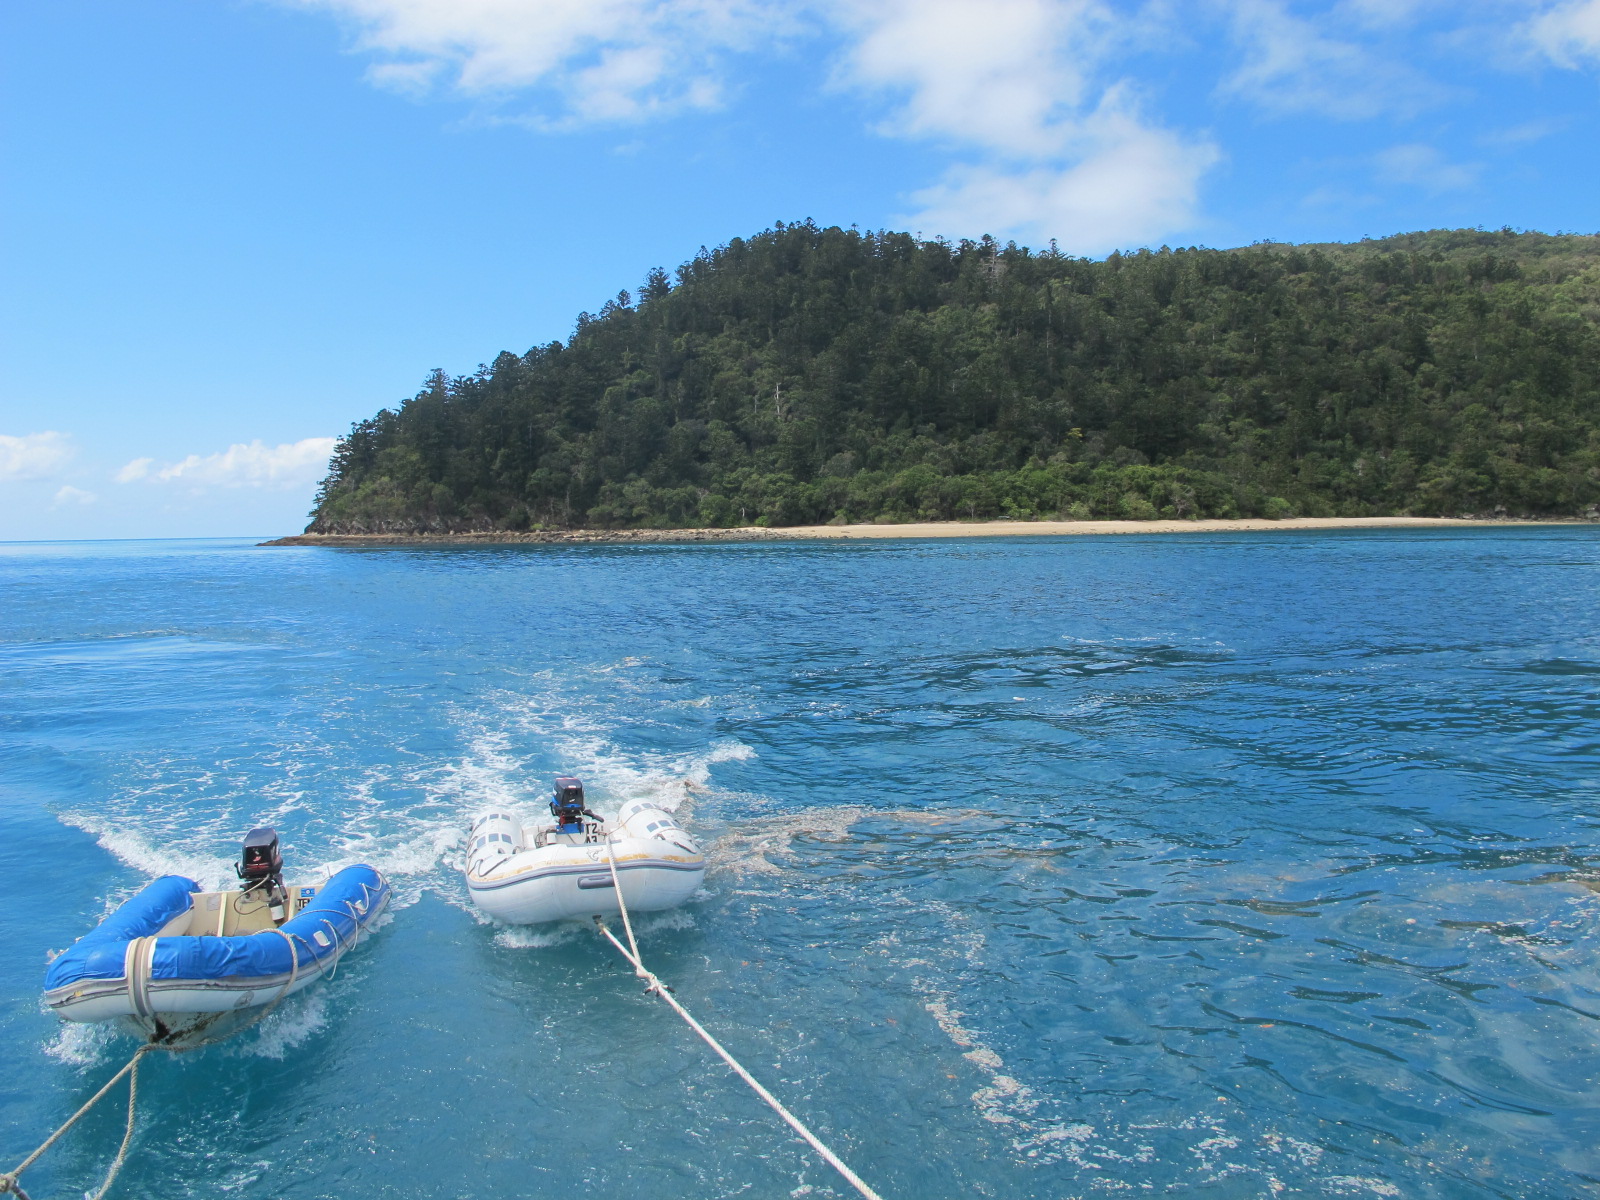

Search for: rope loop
xmin=9 ymin=922 xmax=311 ymax=1198
xmin=603 ymin=830 xmax=647 ymax=980
xmin=83 ymin=1048 xmax=145 ymax=1200
xmin=593 ymin=828 xmax=887 ymax=1200
xmin=3 ymin=1042 xmax=155 ymax=1200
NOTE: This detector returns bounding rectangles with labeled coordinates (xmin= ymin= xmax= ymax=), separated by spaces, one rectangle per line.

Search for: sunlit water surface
xmin=2 ymin=530 xmax=1598 ymax=1199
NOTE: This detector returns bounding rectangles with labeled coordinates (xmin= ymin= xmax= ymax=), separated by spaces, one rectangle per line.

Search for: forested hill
xmin=308 ymin=224 xmax=1600 ymax=532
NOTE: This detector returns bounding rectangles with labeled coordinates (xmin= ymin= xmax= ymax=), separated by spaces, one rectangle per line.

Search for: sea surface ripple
xmin=2 ymin=529 xmax=1598 ymax=1198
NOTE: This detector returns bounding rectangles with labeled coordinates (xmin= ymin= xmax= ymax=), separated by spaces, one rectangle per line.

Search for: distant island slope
xmin=302 ymin=225 xmax=1600 ymax=536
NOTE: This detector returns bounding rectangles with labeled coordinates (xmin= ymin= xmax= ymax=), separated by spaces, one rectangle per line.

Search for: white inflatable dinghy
xmin=466 ymin=776 xmax=704 ymax=925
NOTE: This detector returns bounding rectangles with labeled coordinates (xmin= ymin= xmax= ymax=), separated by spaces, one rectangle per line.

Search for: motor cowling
xmin=237 ymin=826 xmax=288 ymax=920
xmin=551 ymin=776 xmax=590 ymax=831
xmin=238 ymin=827 xmax=282 ymax=884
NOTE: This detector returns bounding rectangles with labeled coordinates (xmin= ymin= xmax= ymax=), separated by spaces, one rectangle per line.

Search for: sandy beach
xmin=260 ymin=516 xmax=1591 ymax=547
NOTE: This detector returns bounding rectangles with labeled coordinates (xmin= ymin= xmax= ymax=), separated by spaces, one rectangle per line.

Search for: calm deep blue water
xmin=3 ymin=530 xmax=1599 ymax=1199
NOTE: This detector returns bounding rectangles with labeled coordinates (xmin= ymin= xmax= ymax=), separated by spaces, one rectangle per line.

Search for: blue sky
xmin=3 ymin=0 xmax=1598 ymax=539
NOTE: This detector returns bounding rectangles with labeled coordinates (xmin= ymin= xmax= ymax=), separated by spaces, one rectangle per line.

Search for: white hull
xmin=466 ymin=799 xmax=705 ymax=925
xmin=49 ymin=964 xmax=326 ymax=1025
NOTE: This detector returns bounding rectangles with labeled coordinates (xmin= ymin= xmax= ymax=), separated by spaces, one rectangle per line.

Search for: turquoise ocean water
xmin=2 ymin=529 xmax=1598 ymax=1199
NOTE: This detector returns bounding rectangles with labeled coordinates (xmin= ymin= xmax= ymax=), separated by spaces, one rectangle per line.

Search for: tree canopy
xmin=309 ymin=223 xmax=1600 ymax=532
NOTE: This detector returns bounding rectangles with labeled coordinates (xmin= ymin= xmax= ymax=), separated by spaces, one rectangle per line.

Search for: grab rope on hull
xmin=4 ymin=915 xmax=312 ymax=1199
xmin=598 ymin=834 xmax=887 ymax=1200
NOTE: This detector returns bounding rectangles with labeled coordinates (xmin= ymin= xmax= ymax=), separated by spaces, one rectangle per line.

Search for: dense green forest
xmin=309 ymin=224 xmax=1600 ymax=531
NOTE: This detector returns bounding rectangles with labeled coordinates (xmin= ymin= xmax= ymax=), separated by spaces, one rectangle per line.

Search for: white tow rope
xmin=4 ymin=927 xmax=310 ymax=1200
xmin=603 ymin=832 xmax=647 ymax=980
xmin=599 ymin=834 xmax=886 ymax=1200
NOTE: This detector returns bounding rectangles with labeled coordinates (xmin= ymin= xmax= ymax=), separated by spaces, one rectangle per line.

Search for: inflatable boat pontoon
xmin=466 ymin=777 xmax=704 ymax=925
xmin=44 ymin=827 xmax=388 ymax=1043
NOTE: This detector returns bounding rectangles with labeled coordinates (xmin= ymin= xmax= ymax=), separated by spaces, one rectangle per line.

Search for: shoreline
xmin=259 ymin=516 xmax=1594 ymax=548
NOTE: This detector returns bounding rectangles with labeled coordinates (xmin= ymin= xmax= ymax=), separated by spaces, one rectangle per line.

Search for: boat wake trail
xmin=58 ymin=812 xmax=239 ymax=895
xmin=53 ymin=667 xmax=759 ymax=923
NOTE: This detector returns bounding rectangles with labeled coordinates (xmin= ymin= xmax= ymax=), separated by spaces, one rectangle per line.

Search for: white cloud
xmin=118 ymin=438 xmax=337 ymax=490
xmin=834 ymin=0 xmax=1216 ymax=248
xmin=0 ymin=431 xmax=75 ymax=481
xmin=52 ymin=485 xmax=97 ymax=507
xmin=277 ymin=0 xmax=1600 ymax=254
xmin=904 ymin=107 xmax=1220 ymax=252
xmin=833 ymin=0 xmax=1110 ymax=158
xmin=1219 ymin=0 xmax=1451 ymax=119
xmin=1527 ymin=0 xmax=1600 ymax=64
xmin=1478 ymin=117 xmax=1564 ymax=147
xmin=1334 ymin=0 xmax=1448 ymax=32
xmin=1301 ymin=183 xmax=1379 ymax=210
xmin=285 ymin=0 xmax=1217 ymax=249
xmin=1373 ymin=142 xmax=1480 ymax=192
xmin=288 ymin=0 xmax=784 ymax=124
xmin=115 ymin=457 xmax=154 ymax=484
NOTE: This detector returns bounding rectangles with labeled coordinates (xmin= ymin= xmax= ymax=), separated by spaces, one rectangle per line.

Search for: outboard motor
xmin=551 ymin=776 xmax=594 ymax=834
xmin=236 ymin=826 xmax=288 ymax=923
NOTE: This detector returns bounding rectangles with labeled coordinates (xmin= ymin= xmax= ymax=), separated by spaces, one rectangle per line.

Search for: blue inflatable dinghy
xmin=45 ymin=839 xmax=388 ymax=1043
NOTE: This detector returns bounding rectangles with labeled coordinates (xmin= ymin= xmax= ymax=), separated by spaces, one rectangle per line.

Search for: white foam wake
xmin=53 ymin=670 xmax=759 ymax=924
xmin=43 ymin=1019 xmax=115 ymax=1068
xmin=58 ymin=812 xmax=237 ymax=893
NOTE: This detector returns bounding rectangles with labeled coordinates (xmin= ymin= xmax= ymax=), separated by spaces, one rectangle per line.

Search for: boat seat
xmin=180 ymin=888 xmax=316 ymax=937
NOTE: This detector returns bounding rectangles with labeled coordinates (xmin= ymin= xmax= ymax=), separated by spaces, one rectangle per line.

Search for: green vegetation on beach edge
xmin=308 ymin=224 xmax=1600 ymax=534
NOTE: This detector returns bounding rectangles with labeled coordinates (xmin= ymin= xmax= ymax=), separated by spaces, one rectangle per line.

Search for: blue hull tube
xmin=44 ymin=865 xmax=388 ymax=1039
